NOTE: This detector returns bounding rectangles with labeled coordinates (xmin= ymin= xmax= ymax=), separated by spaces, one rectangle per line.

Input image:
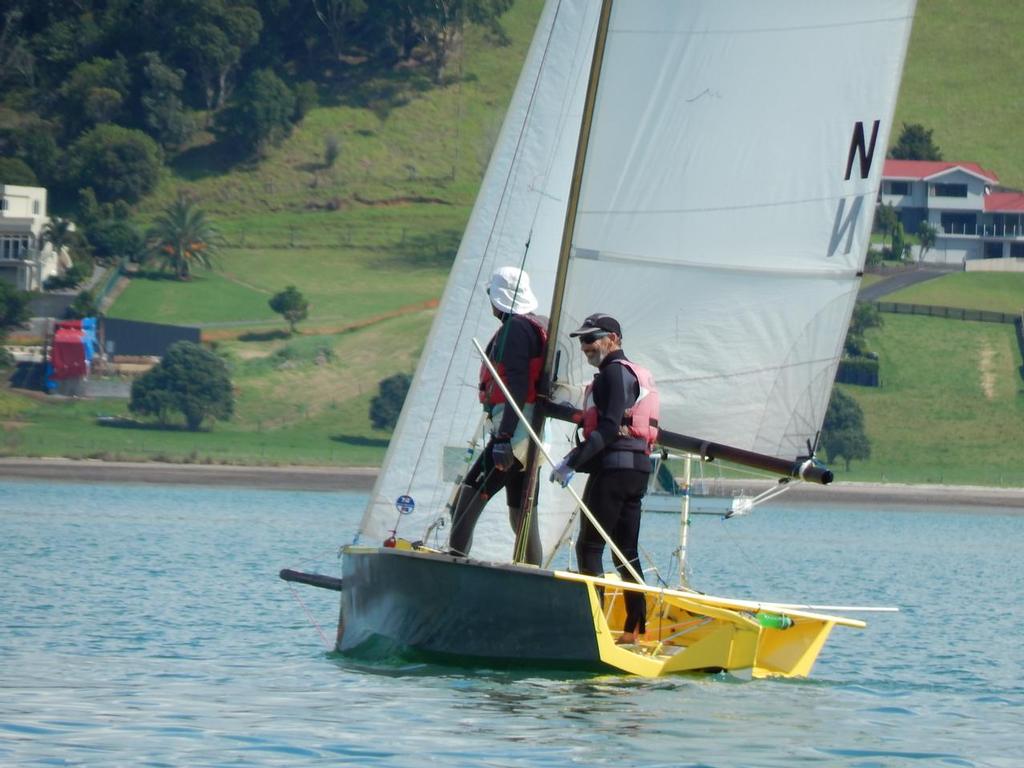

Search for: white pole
xmin=679 ymin=453 xmax=692 ymax=587
xmin=472 ymin=338 xmax=644 ymax=584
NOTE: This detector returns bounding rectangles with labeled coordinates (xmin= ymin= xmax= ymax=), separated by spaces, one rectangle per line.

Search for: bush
xmin=835 ymin=357 xmax=879 ymax=387
xmin=66 ymin=124 xmax=162 ymax=204
xmin=129 ymin=341 xmax=233 ymax=431
xmin=293 ymin=81 xmax=319 ymax=121
xmin=215 ymin=68 xmax=295 ymax=155
xmin=43 ymin=261 xmax=91 ymax=291
xmin=87 ymin=218 xmax=145 ymax=263
xmin=65 ymin=289 xmax=100 ymax=319
xmin=369 ymin=373 xmax=411 ymax=431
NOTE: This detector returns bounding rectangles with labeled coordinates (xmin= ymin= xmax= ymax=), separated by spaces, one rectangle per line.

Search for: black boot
xmin=448 ymin=484 xmax=487 ymax=557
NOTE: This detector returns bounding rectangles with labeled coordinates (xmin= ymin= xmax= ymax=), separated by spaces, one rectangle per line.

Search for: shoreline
xmin=1 ymin=457 xmax=1023 ymax=508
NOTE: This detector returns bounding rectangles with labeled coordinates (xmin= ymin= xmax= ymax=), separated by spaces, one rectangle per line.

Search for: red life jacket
xmin=582 ymin=359 xmax=660 ymax=452
xmin=478 ymin=314 xmax=548 ymax=407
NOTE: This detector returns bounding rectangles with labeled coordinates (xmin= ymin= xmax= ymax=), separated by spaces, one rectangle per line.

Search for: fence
xmin=874 ymin=302 xmax=1019 ymax=324
xmin=92 ymin=258 xmax=126 ymax=308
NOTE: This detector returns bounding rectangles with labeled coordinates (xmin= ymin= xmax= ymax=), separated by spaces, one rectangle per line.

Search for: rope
xmin=285 ymin=581 xmax=333 ymax=651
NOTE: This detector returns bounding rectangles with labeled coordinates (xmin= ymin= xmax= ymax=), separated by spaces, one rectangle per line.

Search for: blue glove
xmin=549 ymin=457 xmax=575 ymax=487
xmin=490 ymin=439 xmax=515 ymax=471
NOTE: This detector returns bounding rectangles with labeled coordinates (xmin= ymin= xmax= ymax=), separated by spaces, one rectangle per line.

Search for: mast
xmin=515 ymin=0 xmax=615 ymax=554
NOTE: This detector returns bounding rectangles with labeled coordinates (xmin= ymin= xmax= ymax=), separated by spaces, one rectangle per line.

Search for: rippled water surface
xmin=1 ymin=480 xmax=1021 ymax=766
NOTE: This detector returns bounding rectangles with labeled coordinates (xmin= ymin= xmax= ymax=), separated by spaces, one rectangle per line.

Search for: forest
xmin=0 ymin=0 xmax=513 ymax=206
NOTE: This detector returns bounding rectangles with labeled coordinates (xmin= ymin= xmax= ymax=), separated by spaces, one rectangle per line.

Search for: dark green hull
xmin=339 ymin=547 xmax=605 ymax=669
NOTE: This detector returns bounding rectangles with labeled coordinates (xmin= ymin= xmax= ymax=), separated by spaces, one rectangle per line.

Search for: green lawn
xmin=2 ymin=311 xmax=431 ymax=465
xmin=882 ymin=272 xmax=1024 ymax=314
xmin=832 ymin=314 xmax=1024 ymax=486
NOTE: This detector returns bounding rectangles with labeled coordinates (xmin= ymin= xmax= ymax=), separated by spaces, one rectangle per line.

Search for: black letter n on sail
xmin=844 ymin=120 xmax=880 ymax=180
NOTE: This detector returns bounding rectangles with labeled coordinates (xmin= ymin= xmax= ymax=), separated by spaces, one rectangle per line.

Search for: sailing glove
xmin=490 ymin=439 xmax=515 ymax=471
xmin=549 ymin=457 xmax=574 ymax=487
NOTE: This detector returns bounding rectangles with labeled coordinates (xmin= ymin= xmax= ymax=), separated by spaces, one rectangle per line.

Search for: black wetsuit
xmin=449 ymin=312 xmax=546 ymax=563
xmin=567 ymin=348 xmax=651 ymax=636
xmin=464 ymin=312 xmax=545 ymax=504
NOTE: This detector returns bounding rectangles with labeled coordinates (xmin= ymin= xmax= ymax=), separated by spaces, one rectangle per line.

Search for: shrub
xmin=369 ymin=373 xmax=411 ymax=431
xmin=66 ymin=124 xmax=162 ymax=204
xmin=129 ymin=341 xmax=234 ymax=431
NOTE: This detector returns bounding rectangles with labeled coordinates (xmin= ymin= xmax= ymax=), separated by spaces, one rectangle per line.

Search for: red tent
xmin=50 ymin=327 xmax=87 ymax=380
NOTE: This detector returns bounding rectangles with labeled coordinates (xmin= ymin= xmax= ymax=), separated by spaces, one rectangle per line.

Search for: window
xmin=933 ymin=183 xmax=968 ymax=198
xmin=32 ymin=200 xmax=40 ymax=214
xmin=983 ymin=241 xmax=1003 ymax=259
xmin=888 ymin=181 xmax=910 ymax=195
xmin=1010 ymin=243 xmax=1024 ymax=259
xmin=940 ymin=212 xmax=976 ymax=235
xmin=0 ymin=197 xmax=7 ymax=211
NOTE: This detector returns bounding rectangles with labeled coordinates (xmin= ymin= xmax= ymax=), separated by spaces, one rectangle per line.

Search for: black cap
xmin=569 ymin=313 xmax=622 ymax=338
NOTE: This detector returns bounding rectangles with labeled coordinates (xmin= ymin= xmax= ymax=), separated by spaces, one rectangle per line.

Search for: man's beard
xmin=585 ymin=347 xmax=606 ymax=367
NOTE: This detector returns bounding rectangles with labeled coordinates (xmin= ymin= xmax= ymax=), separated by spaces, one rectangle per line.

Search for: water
xmin=1 ymin=480 xmax=1022 ymax=767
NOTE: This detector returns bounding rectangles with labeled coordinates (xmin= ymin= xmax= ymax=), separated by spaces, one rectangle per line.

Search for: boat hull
xmin=339 ymin=546 xmax=856 ymax=678
xmin=340 ymin=546 xmax=603 ymax=669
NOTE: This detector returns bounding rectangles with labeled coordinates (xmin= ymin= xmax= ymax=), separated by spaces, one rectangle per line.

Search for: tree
xmin=176 ymin=5 xmax=263 ymax=110
xmin=0 ymin=156 xmax=38 ymax=185
xmin=849 ymin=302 xmax=883 ymax=338
xmin=821 ymin=388 xmax=871 ymax=471
xmin=57 ymin=55 xmax=131 ymax=137
xmin=875 ymin=202 xmax=898 ymax=241
xmin=129 ymin=341 xmax=234 ymax=431
xmin=269 ymin=285 xmax=309 ymax=334
xmin=88 ymin=218 xmax=145 ymax=263
xmin=917 ymin=221 xmax=938 ymax=263
xmin=215 ymin=68 xmax=295 ymax=155
xmin=139 ymin=52 xmax=194 ymax=150
xmin=43 ymin=216 xmax=76 ymax=255
xmin=0 ymin=280 xmax=30 ymax=369
xmin=312 ymin=0 xmax=368 ymax=59
xmin=146 ymin=194 xmax=219 ymax=279
xmin=889 ymin=122 xmax=942 ymax=161
xmin=889 ymin=221 xmax=910 ymax=261
xmin=66 ymin=124 xmax=162 ymax=204
xmin=369 ymin=372 xmax=411 ymax=430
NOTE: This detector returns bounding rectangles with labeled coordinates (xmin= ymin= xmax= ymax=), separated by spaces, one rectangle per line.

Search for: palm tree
xmin=43 ymin=216 xmax=76 ymax=254
xmin=146 ymin=194 xmax=219 ymax=279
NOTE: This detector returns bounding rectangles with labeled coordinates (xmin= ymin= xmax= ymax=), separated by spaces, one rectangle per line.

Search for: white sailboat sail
xmin=356 ymin=0 xmax=601 ymax=561
xmin=553 ymin=0 xmax=916 ymax=458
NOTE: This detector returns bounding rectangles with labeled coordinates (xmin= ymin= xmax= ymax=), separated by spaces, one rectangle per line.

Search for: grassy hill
xmin=4 ymin=0 xmax=1024 ymax=484
xmin=894 ymin=0 xmax=1024 ymax=188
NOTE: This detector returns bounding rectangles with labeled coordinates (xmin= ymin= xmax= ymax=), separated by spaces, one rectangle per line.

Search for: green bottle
xmin=755 ymin=611 xmax=794 ymax=630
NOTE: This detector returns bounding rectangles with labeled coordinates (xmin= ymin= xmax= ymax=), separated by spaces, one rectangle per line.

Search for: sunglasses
xmin=578 ymin=331 xmax=610 ymax=344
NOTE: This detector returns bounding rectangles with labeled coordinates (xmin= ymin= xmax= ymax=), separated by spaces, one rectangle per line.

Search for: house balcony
xmin=939 ymin=223 xmax=1024 ymax=239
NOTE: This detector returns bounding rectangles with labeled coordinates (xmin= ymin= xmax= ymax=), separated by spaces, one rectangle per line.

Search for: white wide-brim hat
xmin=487 ymin=266 xmax=538 ymax=315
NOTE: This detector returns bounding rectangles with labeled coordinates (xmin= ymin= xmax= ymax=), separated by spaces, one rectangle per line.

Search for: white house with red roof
xmin=880 ymin=159 xmax=1024 ymax=264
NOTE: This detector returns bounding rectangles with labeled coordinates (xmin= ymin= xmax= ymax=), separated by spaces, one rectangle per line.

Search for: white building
xmin=879 ymin=160 xmax=1024 ymax=265
xmin=0 ymin=185 xmax=70 ymax=291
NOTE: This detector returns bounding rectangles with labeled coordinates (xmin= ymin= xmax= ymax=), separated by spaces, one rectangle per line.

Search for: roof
xmin=984 ymin=191 xmax=1024 ymax=213
xmin=883 ymin=159 xmax=999 ymax=184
